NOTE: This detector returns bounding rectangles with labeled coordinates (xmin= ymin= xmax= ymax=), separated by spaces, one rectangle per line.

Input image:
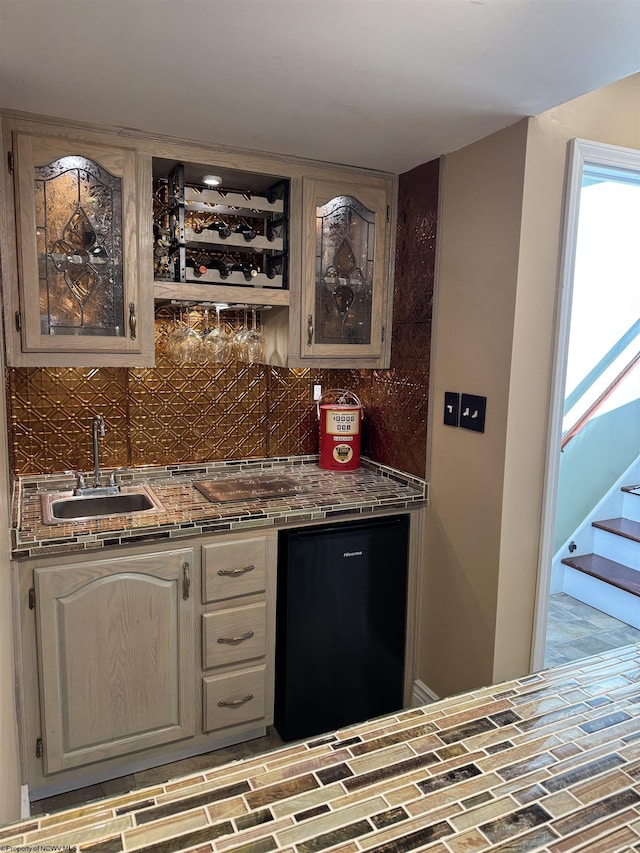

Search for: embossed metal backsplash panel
xmin=6 ymin=351 xmax=348 ymax=476
xmin=7 ymin=161 xmax=438 ymax=479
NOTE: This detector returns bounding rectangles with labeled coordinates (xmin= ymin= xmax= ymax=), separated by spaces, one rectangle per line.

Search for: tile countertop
xmin=11 ymin=456 xmax=428 ymax=558
xmin=3 ymin=644 xmax=640 ymax=853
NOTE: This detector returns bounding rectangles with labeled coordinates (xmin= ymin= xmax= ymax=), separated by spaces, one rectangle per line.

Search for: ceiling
xmin=0 ymin=0 xmax=638 ymax=174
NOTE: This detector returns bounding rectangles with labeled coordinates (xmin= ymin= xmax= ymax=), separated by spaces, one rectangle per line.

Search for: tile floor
xmin=544 ymin=591 xmax=640 ymax=667
xmin=30 ymin=592 xmax=640 ymax=818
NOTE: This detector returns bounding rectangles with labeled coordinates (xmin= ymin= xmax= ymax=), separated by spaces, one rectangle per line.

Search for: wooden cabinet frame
xmin=0 ymin=116 xmax=155 ymax=367
xmin=1 ymin=111 xmax=397 ymax=370
xmin=300 ymin=176 xmax=394 ymax=365
xmin=34 ymin=548 xmax=196 ymax=774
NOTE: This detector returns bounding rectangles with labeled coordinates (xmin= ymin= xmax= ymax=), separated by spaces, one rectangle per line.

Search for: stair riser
xmin=564 ymin=568 xmax=640 ymax=630
xmin=622 ymin=492 xmax=640 ymax=523
xmin=593 ymin=528 xmax=640 ymax=569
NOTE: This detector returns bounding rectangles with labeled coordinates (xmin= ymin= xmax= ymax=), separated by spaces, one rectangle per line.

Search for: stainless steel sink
xmin=41 ymin=484 xmax=164 ymax=524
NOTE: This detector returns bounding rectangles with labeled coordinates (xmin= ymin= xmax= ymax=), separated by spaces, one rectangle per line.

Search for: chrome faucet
xmin=92 ymin=414 xmax=106 ymax=488
xmin=73 ymin=415 xmax=120 ymax=496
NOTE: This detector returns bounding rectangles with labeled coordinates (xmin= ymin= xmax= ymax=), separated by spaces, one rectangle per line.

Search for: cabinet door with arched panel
xmin=300 ymin=176 xmax=395 ymax=367
xmin=34 ymin=547 xmax=195 ymax=774
xmin=3 ymin=122 xmax=154 ymax=366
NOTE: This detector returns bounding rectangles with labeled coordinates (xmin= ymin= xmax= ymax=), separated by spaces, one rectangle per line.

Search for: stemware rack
xmin=157 ymin=164 xmax=289 ymax=290
xmin=154 ymin=301 xmax=271 ymax=365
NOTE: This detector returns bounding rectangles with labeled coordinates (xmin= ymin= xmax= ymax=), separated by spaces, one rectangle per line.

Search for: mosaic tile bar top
xmin=3 ymin=644 xmax=640 ymax=852
xmin=11 ymin=456 xmax=428 ymax=558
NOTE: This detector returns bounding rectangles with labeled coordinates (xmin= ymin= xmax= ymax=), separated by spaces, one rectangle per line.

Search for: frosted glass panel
xmin=36 ymin=156 xmax=125 ymax=337
xmin=314 ymin=195 xmax=375 ymax=345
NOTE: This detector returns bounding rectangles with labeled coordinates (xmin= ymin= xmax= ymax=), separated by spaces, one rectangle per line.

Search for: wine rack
xmin=160 ymin=164 xmax=289 ymax=291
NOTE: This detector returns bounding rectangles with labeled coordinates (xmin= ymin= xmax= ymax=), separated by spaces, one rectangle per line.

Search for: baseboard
xmin=412 ymin=679 xmax=439 ymax=706
xmin=20 ymin=784 xmax=30 ymax=819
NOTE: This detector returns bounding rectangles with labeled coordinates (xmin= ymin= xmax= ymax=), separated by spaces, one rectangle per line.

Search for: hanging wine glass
xmin=195 ymin=308 xmax=211 ymax=363
xmin=240 ymin=308 xmax=266 ymax=364
xmin=175 ymin=308 xmax=202 ymax=363
xmin=166 ymin=308 xmax=188 ymax=363
xmin=202 ymin=304 xmax=232 ymax=363
xmin=233 ymin=306 xmax=250 ymax=360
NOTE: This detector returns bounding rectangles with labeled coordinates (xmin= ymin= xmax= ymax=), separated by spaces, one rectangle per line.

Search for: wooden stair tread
xmin=561 ymin=553 xmax=640 ymax=596
xmin=592 ymin=517 xmax=640 ymax=542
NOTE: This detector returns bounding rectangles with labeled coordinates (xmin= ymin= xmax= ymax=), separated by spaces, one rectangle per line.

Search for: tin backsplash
xmin=6 ymin=160 xmax=438 ymax=480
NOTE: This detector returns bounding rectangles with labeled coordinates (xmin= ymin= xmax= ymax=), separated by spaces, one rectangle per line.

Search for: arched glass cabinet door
xmin=302 ymin=177 xmax=393 ymax=366
xmin=8 ymin=130 xmax=153 ymax=366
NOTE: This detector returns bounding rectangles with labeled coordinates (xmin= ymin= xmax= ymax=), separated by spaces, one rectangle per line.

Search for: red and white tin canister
xmin=318 ymin=390 xmax=363 ymax=471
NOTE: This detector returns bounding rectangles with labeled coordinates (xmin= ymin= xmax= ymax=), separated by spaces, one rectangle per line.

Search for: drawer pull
xmin=217 ymin=630 xmax=255 ymax=645
xmin=218 ymin=693 xmax=254 ymax=708
xmin=217 ymin=564 xmax=255 ymax=577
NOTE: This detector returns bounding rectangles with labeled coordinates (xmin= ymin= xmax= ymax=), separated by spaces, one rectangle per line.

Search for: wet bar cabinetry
xmin=14 ymin=529 xmax=278 ymax=800
xmin=1 ymin=112 xmax=397 ymax=368
xmin=11 ymin=458 xmax=426 ymax=800
xmin=1 ymin=120 xmax=154 ymax=367
xmin=303 ymin=177 xmax=392 ymax=364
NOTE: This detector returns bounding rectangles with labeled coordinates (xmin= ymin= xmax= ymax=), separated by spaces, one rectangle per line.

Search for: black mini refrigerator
xmin=274 ymin=514 xmax=409 ymax=741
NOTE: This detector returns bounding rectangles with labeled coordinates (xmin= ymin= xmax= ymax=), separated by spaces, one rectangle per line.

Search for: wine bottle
xmin=206 ymin=222 xmax=232 ymax=239
xmin=234 ymin=224 xmax=257 ymax=242
xmin=202 ymin=259 xmax=232 ymax=279
xmin=185 ymin=258 xmax=209 ymax=278
xmin=227 ymin=262 xmax=258 ymax=281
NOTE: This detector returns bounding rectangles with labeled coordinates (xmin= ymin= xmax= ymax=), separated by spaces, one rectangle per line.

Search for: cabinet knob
xmin=307 ymin=314 xmax=313 ymax=347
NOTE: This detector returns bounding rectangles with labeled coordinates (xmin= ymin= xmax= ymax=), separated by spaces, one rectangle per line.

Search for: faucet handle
xmin=73 ymin=472 xmax=87 ymax=495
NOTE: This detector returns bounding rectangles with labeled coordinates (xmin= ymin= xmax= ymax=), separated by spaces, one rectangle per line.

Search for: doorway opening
xmin=533 ymin=139 xmax=640 ymax=670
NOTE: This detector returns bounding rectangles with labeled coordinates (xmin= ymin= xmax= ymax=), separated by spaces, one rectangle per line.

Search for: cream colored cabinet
xmin=1 ymin=117 xmax=154 ymax=367
xmin=1 ymin=113 xmax=397 ymax=369
xmin=14 ymin=529 xmax=278 ymax=798
xmin=297 ymin=175 xmax=395 ymax=368
xmin=201 ymin=536 xmax=275 ymax=734
xmin=33 ymin=547 xmax=195 ymax=774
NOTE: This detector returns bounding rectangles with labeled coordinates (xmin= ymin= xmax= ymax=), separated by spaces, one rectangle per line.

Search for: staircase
xmin=561 ymin=483 xmax=640 ymax=628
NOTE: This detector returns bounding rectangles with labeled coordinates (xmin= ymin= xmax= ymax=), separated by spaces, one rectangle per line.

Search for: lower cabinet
xmin=34 ymin=548 xmax=196 ymax=775
xmin=203 ymin=666 xmax=267 ymax=732
xmin=201 ymin=536 xmax=275 ymax=734
xmin=13 ymin=513 xmax=414 ymax=798
xmin=15 ymin=529 xmax=277 ymax=798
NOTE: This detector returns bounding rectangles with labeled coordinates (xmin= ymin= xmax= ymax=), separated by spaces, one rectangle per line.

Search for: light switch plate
xmin=460 ymin=394 xmax=486 ymax=433
xmin=444 ymin=391 xmax=460 ymax=427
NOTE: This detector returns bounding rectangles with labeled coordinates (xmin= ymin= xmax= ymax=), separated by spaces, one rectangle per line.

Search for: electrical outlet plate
xmin=312 ymin=383 xmax=323 ymax=402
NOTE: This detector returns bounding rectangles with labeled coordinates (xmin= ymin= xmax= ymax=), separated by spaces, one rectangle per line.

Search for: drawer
xmin=202 ymin=537 xmax=267 ymax=602
xmin=202 ymin=602 xmax=266 ymax=669
xmin=203 ymin=665 xmax=265 ymax=732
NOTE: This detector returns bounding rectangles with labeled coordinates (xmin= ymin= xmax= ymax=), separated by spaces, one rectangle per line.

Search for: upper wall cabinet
xmin=296 ymin=176 xmax=395 ymax=368
xmin=0 ymin=114 xmax=397 ymax=370
xmin=1 ymin=123 xmax=154 ymax=367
